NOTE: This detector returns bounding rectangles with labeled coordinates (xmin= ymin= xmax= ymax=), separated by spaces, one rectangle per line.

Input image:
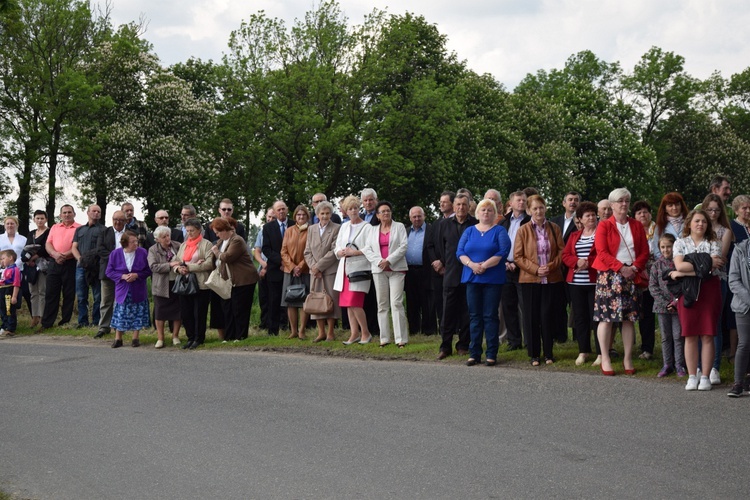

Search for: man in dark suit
xmin=435 ymin=193 xmax=477 ymax=359
xmin=145 ymin=209 xmax=184 ymax=248
xmin=550 ymin=191 xmax=580 ymax=343
xmin=405 ymin=206 xmax=436 ymax=335
xmin=94 ymin=210 xmax=126 ymax=338
xmin=427 ymin=191 xmax=455 ymax=332
xmin=261 ymin=200 xmax=289 ymax=336
xmin=500 ymin=191 xmax=531 ymax=350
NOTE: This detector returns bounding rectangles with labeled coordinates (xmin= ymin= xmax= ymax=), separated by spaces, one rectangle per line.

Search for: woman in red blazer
xmin=592 ymin=188 xmax=650 ymax=376
xmin=562 ymin=202 xmax=601 ymax=367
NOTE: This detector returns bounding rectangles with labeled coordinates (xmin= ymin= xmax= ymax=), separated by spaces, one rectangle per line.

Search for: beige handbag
xmin=205 ymin=260 xmax=232 ymax=299
xmin=303 ymin=278 xmax=333 ymax=315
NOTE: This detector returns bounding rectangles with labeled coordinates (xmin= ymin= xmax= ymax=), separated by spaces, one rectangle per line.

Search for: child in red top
xmin=0 ymin=249 xmax=22 ymax=337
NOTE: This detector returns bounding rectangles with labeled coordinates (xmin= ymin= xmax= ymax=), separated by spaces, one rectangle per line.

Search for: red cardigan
xmin=592 ymin=217 xmax=649 ymax=272
xmin=562 ymin=230 xmax=598 ymax=283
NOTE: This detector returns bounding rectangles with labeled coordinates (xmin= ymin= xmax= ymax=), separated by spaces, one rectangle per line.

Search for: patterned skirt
xmin=593 ymin=270 xmax=641 ymax=322
xmin=111 ymin=292 xmax=151 ymax=331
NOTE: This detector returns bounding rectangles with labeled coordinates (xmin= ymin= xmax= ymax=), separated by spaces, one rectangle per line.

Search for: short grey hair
xmin=361 ymin=188 xmax=377 ymax=200
xmin=608 ymin=187 xmax=631 ymax=203
xmin=315 ymin=200 xmax=334 ymax=216
xmin=153 ymin=226 xmax=171 ymax=240
xmin=733 ymin=195 xmax=750 ymax=212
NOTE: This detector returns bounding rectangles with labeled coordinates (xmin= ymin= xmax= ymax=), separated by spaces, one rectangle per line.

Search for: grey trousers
xmin=98 ymin=278 xmax=114 ymax=332
xmin=658 ymin=313 xmax=684 ymax=369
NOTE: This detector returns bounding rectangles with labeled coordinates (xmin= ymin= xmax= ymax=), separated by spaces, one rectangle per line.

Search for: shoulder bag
xmin=285 ymin=275 xmax=308 ymax=303
xmin=172 ymin=272 xmax=199 ymax=295
xmin=345 ymin=224 xmax=372 ymax=282
xmin=205 ymin=260 xmax=232 ymax=300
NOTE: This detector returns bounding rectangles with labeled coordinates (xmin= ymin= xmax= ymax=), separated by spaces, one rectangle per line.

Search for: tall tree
xmin=0 ymin=0 xmax=102 ymax=232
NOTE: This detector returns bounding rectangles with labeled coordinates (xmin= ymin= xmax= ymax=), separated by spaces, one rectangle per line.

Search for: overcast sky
xmin=106 ymin=0 xmax=750 ymax=89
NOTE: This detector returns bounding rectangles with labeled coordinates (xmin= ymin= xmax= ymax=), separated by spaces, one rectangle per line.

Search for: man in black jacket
xmin=94 ymin=211 xmax=126 ymax=338
xmin=435 ymin=193 xmax=477 ymax=359
xmin=500 ymin=191 xmax=531 ymax=350
xmin=261 ymin=200 xmax=289 ymax=336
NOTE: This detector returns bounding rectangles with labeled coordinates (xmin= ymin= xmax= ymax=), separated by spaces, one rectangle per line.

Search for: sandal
xmin=531 ymin=358 xmax=540 ymax=367
xmin=545 ymin=358 xmax=554 ymax=365
xmin=485 ymin=359 xmax=496 ymax=367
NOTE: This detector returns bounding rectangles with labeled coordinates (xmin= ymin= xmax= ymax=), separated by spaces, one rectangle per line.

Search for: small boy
xmin=0 ymin=249 xmax=22 ymax=337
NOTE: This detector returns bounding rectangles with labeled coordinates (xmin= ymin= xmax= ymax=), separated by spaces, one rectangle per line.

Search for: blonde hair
xmin=475 ymin=198 xmax=498 ymax=215
xmin=340 ymin=195 xmax=360 ymax=212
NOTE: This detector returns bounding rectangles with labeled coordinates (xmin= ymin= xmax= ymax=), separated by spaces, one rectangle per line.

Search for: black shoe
xmin=609 ymin=348 xmax=620 ymax=359
xmin=94 ymin=329 xmax=107 ymax=339
xmin=507 ymin=344 xmax=522 ymax=351
xmin=466 ymin=358 xmax=479 ymax=366
xmin=76 ymin=323 xmax=88 ymax=329
xmin=182 ymin=341 xmax=193 ymax=350
xmin=728 ymin=384 xmax=744 ymax=398
xmin=131 ymin=339 xmax=140 ymax=348
xmin=188 ymin=342 xmax=200 ymax=350
xmin=111 ymin=339 xmax=123 ymax=348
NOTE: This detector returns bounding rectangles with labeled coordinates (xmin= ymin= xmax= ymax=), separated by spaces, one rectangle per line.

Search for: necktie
xmin=281 ymin=222 xmax=286 ymax=237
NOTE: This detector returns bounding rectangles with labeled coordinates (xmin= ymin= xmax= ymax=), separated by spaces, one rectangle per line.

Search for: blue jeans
xmin=76 ymin=267 xmax=101 ymax=326
xmin=466 ymin=283 xmax=503 ymax=361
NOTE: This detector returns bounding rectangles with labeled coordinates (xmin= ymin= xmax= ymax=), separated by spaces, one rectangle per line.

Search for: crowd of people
xmin=1 ymin=178 xmax=750 ymax=397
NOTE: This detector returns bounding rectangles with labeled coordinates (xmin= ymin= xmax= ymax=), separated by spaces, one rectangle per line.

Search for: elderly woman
xmin=362 ymin=201 xmax=410 ymax=348
xmin=304 ymin=200 xmax=341 ymax=342
xmin=652 ymin=192 xmax=689 ymax=259
xmin=106 ymin=231 xmax=152 ymax=348
xmin=514 ymin=195 xmax=565 ymax=366
xmin=281 ymin=205 xmax=311 ymax=339
xmin=173 ymin=218 xmax=215 ymax=350
xmin=456 ymin=198 xmax=511 ymax=365
xmin=148 ymin=226 xmax=182 ymax=348
xmin=592 ymin=188 xmax=649 ymax=376
xmin=210 ymin=217 xmax=258 ymax=342
xmin=335 ymin=195 xmax=373 ymax=345
xmin=670 ymin=210 xmax=724 ymax=390
xmin=562 ymin=201 xmax=601 ymax=366
xmin=26 ymin=210 xmax=50 ymax=327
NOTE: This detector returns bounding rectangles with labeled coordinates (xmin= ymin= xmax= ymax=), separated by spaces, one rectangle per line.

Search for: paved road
xmin=0 ymin=339 xmax=745 ymax=499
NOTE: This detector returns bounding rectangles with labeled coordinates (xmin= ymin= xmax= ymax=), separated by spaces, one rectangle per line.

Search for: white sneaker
xmin=685 ymin=375 xmax=699 ymax=391
xmin=709 ymin=368 xmax=721 ymax=385
xmin=575 ymin=353 xmax=587 ymax=366
xmin=154 ymin=340 xmax=164 ymax=349
xmin=172 ymin=338 xmax=181 ymax=346
xmin=698 ymin=376 xmax=712 ymax=391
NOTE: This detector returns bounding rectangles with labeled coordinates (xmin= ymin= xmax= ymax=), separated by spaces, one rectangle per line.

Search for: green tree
xmin=0 ymin=0 xmax=102 ymax=232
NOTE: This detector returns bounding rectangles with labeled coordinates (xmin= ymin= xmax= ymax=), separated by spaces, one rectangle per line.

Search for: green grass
xmin=7 ymin=301 xmax=738 ymax=386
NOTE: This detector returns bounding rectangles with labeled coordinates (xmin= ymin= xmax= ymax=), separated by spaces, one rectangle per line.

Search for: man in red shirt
xmin=38 ymin=205 xmax=81 ymax=330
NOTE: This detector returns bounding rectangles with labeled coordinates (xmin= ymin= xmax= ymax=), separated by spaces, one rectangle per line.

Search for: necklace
xmin=477 ymin=224 xmax=493 ymax=236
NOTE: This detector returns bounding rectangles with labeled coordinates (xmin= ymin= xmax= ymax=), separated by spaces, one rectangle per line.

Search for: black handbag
xmin=285 ymin=276 xmax=308 ymax=303
xmin=171 ymin=273 xmax=199 ymax=295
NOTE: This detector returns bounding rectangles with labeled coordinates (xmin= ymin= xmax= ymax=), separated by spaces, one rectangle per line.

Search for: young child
xmin=648 ymin=234 xmax=684 ymax=377
xmin=0 ymin=249 xmax=22 ymax=337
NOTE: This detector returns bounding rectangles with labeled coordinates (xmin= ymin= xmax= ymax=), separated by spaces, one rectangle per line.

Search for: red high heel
xmin=601 ymin=367 xmax=615 ymax=376
xmin=624 ymin=368 xmax=636 ymax=375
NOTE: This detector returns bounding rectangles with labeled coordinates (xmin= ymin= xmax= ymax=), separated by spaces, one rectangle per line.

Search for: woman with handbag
xmin=173 ymin=219 xmax=215 ymax=349
xmin=304 ymin=201 xmax=341 ymax=342
xmin=281 ymin=205 xmax=311 ymax=339
xmin=26 ymin=210 xmax=50 ymax=328
xmin=148 ymin=226 xmax=182 ymax=348
xmin=334 ymin=195 xmax=373 ymax=345
xmin=210 ymin=217 xmax=258 ymax=342
xmin=362 ymin=201 xmax=410 ymax=348
xmin=592 ymin=188 xmax=649 ymax=376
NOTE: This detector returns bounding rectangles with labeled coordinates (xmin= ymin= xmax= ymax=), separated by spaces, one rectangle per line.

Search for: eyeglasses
xmin=156 ymin=216 xmax=169 ymax=219
xmin=705 ymin=208 xmax=721 ymax=214
xmin=220 ymin=208 xmax=233 ymax=212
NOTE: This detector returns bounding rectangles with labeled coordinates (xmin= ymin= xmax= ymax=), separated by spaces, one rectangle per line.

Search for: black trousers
xmin=501 ymin=269 xmax=524 ymax=348
xmin=639 ymin=289 xmax=656 ymax=354
xmin=405 ymin=265 xmax=436 ymax=335
xmin=180 ymin=289 xmax=211 ymax=344
xmin=521 ymin=282 xmax=564 ymax=360
xmin=258 ymin=275 xmax=269 ymax=329
xmin=440 ymin=283 xmax=470 ymax=353
xmin=222 ymin=284 xmax=255 ymax=341
xmin=432 ymin=275 xmax=444 ymax=332
xmin=569 ymin=284 xmax=601 ymax=354
xmin=266 ymin=277 xmax=286 ymax=335
xmin=364 ymin=278 xmax=379 ymax=335
xmin=41 ymin=259 xmax=76 ymax=328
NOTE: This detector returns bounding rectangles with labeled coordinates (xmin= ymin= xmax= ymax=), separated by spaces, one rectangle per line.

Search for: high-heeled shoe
xmin=601 ymin=367 xmax=615 ymax=376
xmin=358 ymin=336 xmax=373 ymax=345
xmin=624 ymin=368 xmax=636 ymax=375
xmin=342 ymin=337 xmax=361 ymax=345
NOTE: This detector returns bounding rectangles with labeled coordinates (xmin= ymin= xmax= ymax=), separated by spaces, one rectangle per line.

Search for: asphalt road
xmin=0 ymin=338 xmax=746 ymax=499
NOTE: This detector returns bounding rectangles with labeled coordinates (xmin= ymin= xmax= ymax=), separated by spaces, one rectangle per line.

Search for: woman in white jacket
xmin=362 ymin=201 xmax=409 ymax=347
xmin=334 ymin=195 xmax=373 ymax=345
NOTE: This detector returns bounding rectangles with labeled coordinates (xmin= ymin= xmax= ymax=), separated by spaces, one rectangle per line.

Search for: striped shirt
xmin=572 ymin=233 xmax=595 ymax=285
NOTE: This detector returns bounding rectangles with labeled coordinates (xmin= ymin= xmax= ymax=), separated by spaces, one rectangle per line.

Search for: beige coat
xmin=148 ymin=240 xmax=181 ymax=298
xmin=172 ymin=238 xmax=215 ymax=289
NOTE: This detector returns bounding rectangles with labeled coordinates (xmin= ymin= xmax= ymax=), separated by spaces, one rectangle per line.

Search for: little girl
xmin=649 ymin=233 xmax=685 ymax=377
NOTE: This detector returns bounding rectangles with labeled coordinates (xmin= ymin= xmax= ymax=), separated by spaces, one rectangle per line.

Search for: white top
xmin=614 ymin=220 xmax=635 ymax=264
